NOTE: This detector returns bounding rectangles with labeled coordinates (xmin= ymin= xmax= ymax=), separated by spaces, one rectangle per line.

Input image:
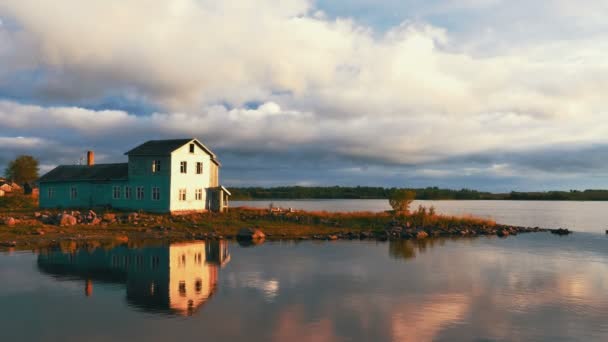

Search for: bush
xmin=388 ymin=190 xmax=416 ymax=214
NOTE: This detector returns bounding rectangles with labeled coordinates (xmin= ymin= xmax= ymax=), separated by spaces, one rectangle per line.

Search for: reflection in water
xmin=4 ymin=234 xmax=608 ymax=341
xmin=37 ymin=241 xmax=230 ymax=316
xmin=388 ymin=238 xmax=450 ymax=260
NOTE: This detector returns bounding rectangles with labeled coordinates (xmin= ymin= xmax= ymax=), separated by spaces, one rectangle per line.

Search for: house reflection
xmin=37 ymin=241 xmax=230 ymax=316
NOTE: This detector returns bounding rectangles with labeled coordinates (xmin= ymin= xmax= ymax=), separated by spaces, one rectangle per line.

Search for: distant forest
xmin=229 ymin=186 xmax=608 ymax=201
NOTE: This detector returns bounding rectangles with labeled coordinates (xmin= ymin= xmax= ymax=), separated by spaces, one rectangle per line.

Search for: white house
xmin=38 ymin=138 xmax=231 ymax=213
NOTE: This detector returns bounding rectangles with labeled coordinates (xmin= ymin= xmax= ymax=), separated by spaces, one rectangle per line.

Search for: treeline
xmin=229 ymin=186 xmax=608 ymax=201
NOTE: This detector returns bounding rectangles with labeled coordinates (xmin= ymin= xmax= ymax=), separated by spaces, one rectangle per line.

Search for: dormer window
xmin=152 ymin=160 xmax=161 ymax=173
xmin=189 ymin=143 xmax=195 ymax=153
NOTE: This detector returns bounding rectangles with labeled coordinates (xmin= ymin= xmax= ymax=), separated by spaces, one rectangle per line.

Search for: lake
xmin=233 ymin=199 xmax=608 ymax=233
xmin=3 ymin=234 xmax=608 ymax=341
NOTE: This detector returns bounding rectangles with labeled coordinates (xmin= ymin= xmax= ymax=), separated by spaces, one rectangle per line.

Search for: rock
xmin=127 ymin=212 xmax=139 ymax=222
xmin=102 ymin=213 xmax=116 ymax=223
xmin=416 ymin=231 xmax=429 ymax=240
xmin=328 ymin=235 xmax=339 ymax=240
xmin=236 ymin=228 xmax=265 ymax=240
xmin=551 ymin=228 xmax=572 ymax=235
xmin=0 ymin=241 xmax=17 ymax=247
xmin=59 ymin=214 xmax=77 ymax=226
xmin=5 ymin=217 xmax=16 ymax=226
xmin=90 ymin=218 xmax=102 ymax=225
xmin=40 ymin=215 xmax=55 ymax=225
xmin=34 ymin=212 xmax=42 ymax=218
xmin=497 ymin=229 xmax=509 ymax=237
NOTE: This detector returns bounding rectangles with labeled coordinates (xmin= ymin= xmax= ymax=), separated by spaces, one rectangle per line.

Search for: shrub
xmin=388 ymin=190 xmax=416 ymax=214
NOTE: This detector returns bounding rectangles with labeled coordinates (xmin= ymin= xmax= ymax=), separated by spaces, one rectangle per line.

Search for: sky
xmin=0 ymin=0 xmax=607 ymax=191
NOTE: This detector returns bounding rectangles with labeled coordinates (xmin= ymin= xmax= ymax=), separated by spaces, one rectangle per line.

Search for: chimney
xmin=87 ymin=150 xmax=95 ymax=166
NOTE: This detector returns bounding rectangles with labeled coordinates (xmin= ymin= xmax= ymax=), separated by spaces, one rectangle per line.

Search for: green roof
xmin=39 ymin=163 xmax=128 ymax=183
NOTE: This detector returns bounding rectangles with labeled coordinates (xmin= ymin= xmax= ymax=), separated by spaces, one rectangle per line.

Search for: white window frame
xmin=112 ymin=186 xmax=121 ymax=199
xmin=152 ymin=187 xmax=160 ymax=201
xmin=180 ymin=161 xmax=187 ymax=174
xmin=152 ymin=160 xmax=161 ymax=173
xmin=70 ymin=186 xmax=78 ymax=200
xmin=196 ymin=162 xmax=203 ymax=174
xmin=47 ymin=187 xmax=55 ymax=199
xmin=125 ymin=186 xmax=132 ymax=200
xmin=179 ymin=189 xmax=187 ymax=201
xmin=136 ymin=186 xmax=145 ymax=200
xmin=195 ymin=188 xmax=203 ymax=201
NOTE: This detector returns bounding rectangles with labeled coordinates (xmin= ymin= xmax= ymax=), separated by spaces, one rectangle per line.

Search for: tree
xmin=5 ymin=155 xmax=39 ymax=185
xmin=388 ymin=189 xmax=416 ymax=214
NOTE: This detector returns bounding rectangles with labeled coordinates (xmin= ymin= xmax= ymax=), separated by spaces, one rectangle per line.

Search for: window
xmin=125 ymin=186 xmax=132 ymax=199
xmin=189 ymin=143 xmax=195 ymax=153
xmin=195 ymin=188 xmax=203 ymax=201
xmin=196 ymin=162 xmax=203 ymax=174
xmin=136 ymin=186 xmax=145 ymax=200
xmin=152 ymin=160 xmax=161 ymax=173
xmin=180 ymin=161 xmax=187 ymax=174
xmin=70 ymin=186 xmax=78 ymax=200
xmin=179 ymin=281 xmax=186 ymax=296
xmin=179 ymin=189 xmax=187 ymax=201
xmin=112 ymin=186 xmax=121 ymax=199
xmin=152 ymin=187 xmax=160 ymax=201
xmin=47 ymin=187 xmax=55 ymax=199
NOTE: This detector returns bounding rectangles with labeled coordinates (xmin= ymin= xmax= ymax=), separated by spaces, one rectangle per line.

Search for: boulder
xmin=416 ymin=231 xmax=429 ymax=240
xmin=551 ymin=228 xmax=572 ymax=235
xmin=236 ymin=228 xmax=265 ymax=240
xmin=497 ymin=229 xmax=509 ymax=237
xmin=40 ymin=215 xmax=55 ymax=225
xmin=3 ymin=217 xmax=16 ymax=226
xmin=102 ymin=213 xmax=116 ymax=223
xmin=59 ymin=214 xmax=77 ymax=226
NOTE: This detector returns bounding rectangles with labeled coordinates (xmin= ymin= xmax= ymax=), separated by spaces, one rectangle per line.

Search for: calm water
xmin=233 ymin=199 xmax=608 ymax=233
xmin=2 ymin=235 xmax=608 ymax=341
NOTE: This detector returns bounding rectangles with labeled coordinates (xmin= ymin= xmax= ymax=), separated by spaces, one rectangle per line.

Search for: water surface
xmin=234 ymin=199 xmax=608 ymax=233
xmin=2 ymin=234 xmax=608 ymax=341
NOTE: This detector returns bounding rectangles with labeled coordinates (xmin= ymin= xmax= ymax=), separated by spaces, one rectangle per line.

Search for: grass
xmin=0 ymin=205 xmax=504 ymax=251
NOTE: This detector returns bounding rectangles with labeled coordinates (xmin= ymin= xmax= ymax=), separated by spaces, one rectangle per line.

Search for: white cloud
xmin=0 ymin=0 xmax=607 ymax=188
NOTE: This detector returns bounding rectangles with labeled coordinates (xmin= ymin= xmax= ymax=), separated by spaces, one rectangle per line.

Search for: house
xmin=37 ymin=240 xmax=230 ymax=316
xmin=38 ymin=138 xmax=231 ymax=213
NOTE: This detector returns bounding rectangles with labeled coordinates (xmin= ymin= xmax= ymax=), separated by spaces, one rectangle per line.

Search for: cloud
xmin=0 ymin=0 xmax=607 ymax=189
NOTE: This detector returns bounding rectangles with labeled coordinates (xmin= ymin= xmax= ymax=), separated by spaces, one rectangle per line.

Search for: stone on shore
xmin=551 ymin=228 xmax=572 ymax=235
xmin=236 ymin=228 xmax=265 ymax=240
xmin=102 ymin=213 xmax=117 ymax=223
xmin=2 ymin=217 xmax=16 ymax=226
xmin=59 ymin=214 xmax=77 ymax=226
xmin=416 ymin=231 xmax=429 ymax=240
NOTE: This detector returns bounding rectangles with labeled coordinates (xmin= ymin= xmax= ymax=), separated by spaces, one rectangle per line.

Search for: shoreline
xmin=0 ymin=207 xmax=568 ymax=251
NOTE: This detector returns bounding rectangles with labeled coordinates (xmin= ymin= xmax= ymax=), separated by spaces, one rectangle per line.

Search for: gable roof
xmin=39 ymin=163 xmax=129 ymax=183
xmin=124 ymin=138 xmax=220 ymax=165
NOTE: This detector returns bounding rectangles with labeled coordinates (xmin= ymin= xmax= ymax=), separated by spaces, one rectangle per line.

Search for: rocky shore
xmin=0 ymin=207 xmax=571 ymax=250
